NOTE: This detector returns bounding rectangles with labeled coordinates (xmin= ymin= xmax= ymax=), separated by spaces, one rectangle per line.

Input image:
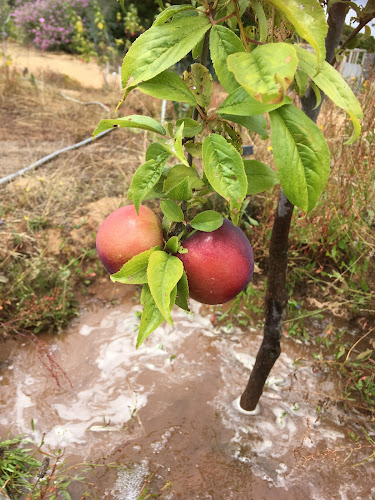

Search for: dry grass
xmin=0 ymin=64 xmax=169 ymax=333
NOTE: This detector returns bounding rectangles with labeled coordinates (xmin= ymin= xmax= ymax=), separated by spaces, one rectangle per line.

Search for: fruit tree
xmin=94 ymin=0 xmax=373 ymax=411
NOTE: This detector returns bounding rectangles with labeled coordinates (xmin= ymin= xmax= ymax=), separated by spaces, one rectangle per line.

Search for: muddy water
xmin=0 ymin=288 xmax=374 ymax=499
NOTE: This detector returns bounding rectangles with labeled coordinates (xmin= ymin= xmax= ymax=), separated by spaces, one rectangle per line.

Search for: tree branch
xmin=240 ymin=191 xmax=293 ymax=410
xmin=240 ymin=2 xmax=350 ymax=411
xmin=339 ymin=12 xmax=375 ymax=58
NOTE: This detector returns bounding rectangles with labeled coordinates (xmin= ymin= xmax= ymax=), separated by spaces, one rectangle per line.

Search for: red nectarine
xmin=177 ymin=219 xmax=254 ymax=304
xmin=96 ymin=205 xmax=163 ymax=274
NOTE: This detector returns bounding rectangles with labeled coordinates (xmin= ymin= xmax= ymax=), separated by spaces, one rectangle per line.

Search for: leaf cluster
xmin=93 ymin=0 xmax=364 ymax=347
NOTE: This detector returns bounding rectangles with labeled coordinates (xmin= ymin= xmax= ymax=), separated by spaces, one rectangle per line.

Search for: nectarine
xmin=177 ymin=219 xmax=254 ymax=304
xmin=96 ymin=205 xmax=163 ymax=274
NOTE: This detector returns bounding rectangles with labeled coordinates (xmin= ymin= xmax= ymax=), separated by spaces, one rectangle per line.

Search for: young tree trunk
xmin=239 ymin=2 xmax=348 ymax=411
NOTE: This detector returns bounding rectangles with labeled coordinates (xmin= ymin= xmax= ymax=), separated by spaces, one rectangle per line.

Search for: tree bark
xmin=239 ymin=3 xmax=349 ymax=411
xmin=240 ymin=191 xmax=293 ymax=410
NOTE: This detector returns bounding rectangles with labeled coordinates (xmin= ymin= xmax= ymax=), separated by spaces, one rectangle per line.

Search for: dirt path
xmin=7 ymin=41 xmax=109 ymax=89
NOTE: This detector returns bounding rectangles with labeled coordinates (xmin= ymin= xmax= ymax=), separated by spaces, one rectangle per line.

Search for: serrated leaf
xmin=158 ymin=123 xmax=189 ymax=167
xmin=252 ymin=0 xmax=267 ymax=43
xmin=136 ymin=284 xmax=177 ymax=348
xmin=129 ymin=156 xmax=168 ymax=213
xmin=219 ymin=114 xmax=268 ymax=138
xmin=166 ymin=236 xmax=179 ymax=253
xmin=163 ymin=164 xmax=203 ymax=200
xmin=93 ymin=115 xmax=166 ymax=137
xmin=267 ymin=0 xmax=328 ymax=67
xmin=244 ymin=160 xmax=279 ymax=194
xmin=209 ymin=25 xmax=245 ymax=93
xmin=121 ymin=16 xmax=211 ymax=88
xmin=227 ymin=43 xmax=298 ymax=105
xmin=295 ymin=46 xmax=363 ymax=144
xmin=153 ymin=4 xmax=196 ymax=26
xmin=138 ymin=70 xmax=196 ymax=105
xmin=110 ymin=248 xmax=157 ymax=284
xmin=269 ymin=104 xmax=330 ymax=213
xmin=147 ymin=251 xmax=184 ymax=325
xmin=202 ymin=134 xmax=247 ymax=224
xmin=183 ymin=63 xmax=213 ymax=109
xmin=175 ymin=271 xmax=189 ymax=311
xmin=160 ymin=200 xmax=184 ymax=222
xmin=184 ymin=141 xmax=203 ymax=158
xmin=176 ymin=118 xmax=203 ymax=138
xmin=146 ymin=142 xmax=171 ymax=162
xmin=190 ymin=211 xmax=224 ymax=232
xmin=219 ymin=86 xmax=292 ymax=116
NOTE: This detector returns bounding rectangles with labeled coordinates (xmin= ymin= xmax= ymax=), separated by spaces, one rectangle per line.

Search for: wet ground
xmin=0 ymin=284 xmax=374 ymax=499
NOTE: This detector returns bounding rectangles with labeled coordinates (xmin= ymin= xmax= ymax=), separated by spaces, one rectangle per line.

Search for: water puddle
xmin=0 ymin=291 xmax=374 ymax=499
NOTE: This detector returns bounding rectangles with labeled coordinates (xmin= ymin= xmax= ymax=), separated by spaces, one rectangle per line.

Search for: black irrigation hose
xmin=0 ymin=129 xmax=114 ymax=186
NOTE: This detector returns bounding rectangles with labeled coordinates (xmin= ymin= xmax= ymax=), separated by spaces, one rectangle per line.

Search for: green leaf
xmin=118 ymin=0 xmax=125 ymax=12
xmin=176 ymin=118 xmax=203 ymax=138
xmin=175 ymin=271 xmax=189 ymax=311
xmin=310 ymin=81 xmax=322 ymax=109
xmin=138 ymin=70 xmax=196 ymax=105
xmin=219 ymin=114 xmax=268 ymax=138
xmin=190 ymin=210 xmax=224 ymax=232
xmin=166 ymin=236 xmax=179 ymax=253
xmin=160 ymin=200 xmax=184 ymax=222
xmin=110 ymin=248 xmax=157 ymax=284
xmin=227 ymin=43 xmax=298 ymax=105
xmin=147 ymin=251 xmax=184 ymax=325
xmin=183 ymin=63 xmax=213 ymax=109
xmin=269 ymin=104 xmax=330 ymax=213
xmin=244 ymin=160 xmax=279 ymax=194
xmin=121 ymin=16 xmax=211 ymax=88
xmin=136 ymin=284 xmax=177 ymax=348
xmin=163 ymin=164 xmax=204 ymax=200
xmin=158 ymin=122 xmax=189 ymax=167
xmin=218 ymin=86 xmax=292 ymax=116
xmin=295 ymin=46 xmax=363 ymax=144
xmin=354 ymin=349 xmax=372 ymax=362
xmin=209 ymin=25 xmax=245 ymax=94
xmin=93 ymin=115 xmax=166 ymax=137
xmin=153 ymin=4 xmax=196 ymax=26
xmin=146 ymin=142 xmax=171 ymax=161
xmin=184 ymin=141 xmax=203 ymax=158
xmin=293 ymin=69 xmax=309 ymax=96
xmin=202 ymin=134 xmax=247 ymax=224
xmin=252 ymin=0 xmax=267 ymax=43
xmin=267 ymin=0 xmax=328 ymax=67
xmin=192 ymin=36 xmax=204 ymax=59
xmin=129 ymin=156 xmax=168 ymax=213
xmin=226 ymin=0 xmax=249 ymax=30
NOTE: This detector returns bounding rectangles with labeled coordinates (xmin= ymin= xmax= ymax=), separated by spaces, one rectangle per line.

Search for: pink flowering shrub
xmin=12 ymin=0 xmax=91 ymax=52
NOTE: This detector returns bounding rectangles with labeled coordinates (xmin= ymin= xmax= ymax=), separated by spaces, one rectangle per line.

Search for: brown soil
xmin=6 ymin=41 xmax=107 ymax=89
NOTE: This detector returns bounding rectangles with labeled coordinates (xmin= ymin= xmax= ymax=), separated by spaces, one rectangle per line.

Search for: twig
xmin=345 ymin=326 xmax=375 ymax=364
xmin=232 ymin=0 xmax=250 ymax=52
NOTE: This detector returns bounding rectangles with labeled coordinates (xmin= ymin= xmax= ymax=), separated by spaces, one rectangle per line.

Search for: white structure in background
xmin=338 ymin=48 xmax=366 ymax=79
xmin=338 ymin=49 xmax=375 ymax=93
